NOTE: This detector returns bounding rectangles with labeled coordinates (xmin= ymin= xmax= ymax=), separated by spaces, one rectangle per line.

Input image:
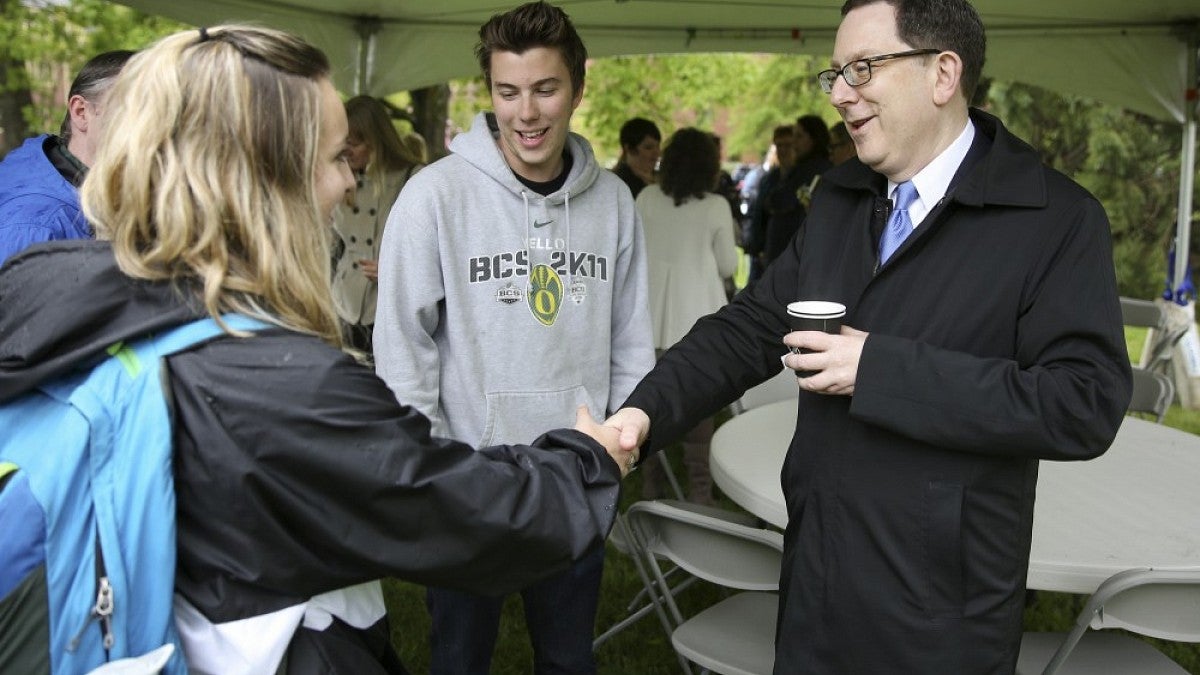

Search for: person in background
xmin=0 ymin=24 xmax=628 ymax=674
xmin=402 ymin=131 xmax=429 ymax=164
xmin=803 ymin=121 xmax=859 ymax=201
xmin=828 ymin=120 xmax=858 ymax=165
xmin=611 ymin=116 xmax=661 ymax=198
xmin=737 ymin=145 xmax=771 ymax=247
xmin=710 ymin=132 xmax=743 ymax=298
xmin=761 ymin=113 xmax=833 ymax=264
xmin=730 ymin=155 xmax=757 ymax=190
xmin=743 ymin=124 xmax=795 ymax=285
xmin=0 ymin=50 xmax=134 ymax=265
xmin=332 ymin=95 xmax=424 ymax=358
xmin=710 ymin=133 xmax=742 ymax=223
xmin=603 ymin=0 xmax=1131 ymax=671
xmin=635 ymin=127 xmax=738 ymax=504
xmin=373 ymin=3 xmax=655 ymax=674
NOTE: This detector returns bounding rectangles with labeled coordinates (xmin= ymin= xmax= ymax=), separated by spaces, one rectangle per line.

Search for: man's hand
xmin=574 ymin=405 xmax=633 ymax=477
xmin=782 ymin=326 xmax=868 ymax=396
xmin=602 ymin=407 xmax=650 ymax=476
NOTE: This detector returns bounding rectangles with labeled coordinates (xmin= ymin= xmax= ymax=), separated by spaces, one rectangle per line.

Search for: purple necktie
xmin=880 ymin=181 xmax=917 ymax=263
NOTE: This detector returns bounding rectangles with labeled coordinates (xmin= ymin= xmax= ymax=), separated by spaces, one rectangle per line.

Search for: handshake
xmin=572 ymin=405 xmax=650 ymax=478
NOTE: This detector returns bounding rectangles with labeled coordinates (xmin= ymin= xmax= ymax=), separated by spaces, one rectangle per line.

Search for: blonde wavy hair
xmin=81 ymin=24 xmax=343 ymax=347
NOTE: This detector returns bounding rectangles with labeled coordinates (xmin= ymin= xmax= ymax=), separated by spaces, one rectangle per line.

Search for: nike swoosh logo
xmin=533 ymin=219 xmax=554 ymax=228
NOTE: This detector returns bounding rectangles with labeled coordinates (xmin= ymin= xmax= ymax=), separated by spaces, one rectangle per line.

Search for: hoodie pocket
xmin=480 ymin=385 xmax=590 ymax=447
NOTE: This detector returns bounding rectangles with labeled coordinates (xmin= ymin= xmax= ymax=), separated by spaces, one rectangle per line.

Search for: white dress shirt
xmin=886 ymin=119 xmax=976 ymax=228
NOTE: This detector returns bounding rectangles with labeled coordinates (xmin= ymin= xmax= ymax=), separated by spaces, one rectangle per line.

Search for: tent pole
xmin=1172 ymin=26 xmax=1198 ymax=301
xmin=1175 ymin=121 xmax=1196 ymax=298
xmin=353 ymin=17 xmax=383 ymax=95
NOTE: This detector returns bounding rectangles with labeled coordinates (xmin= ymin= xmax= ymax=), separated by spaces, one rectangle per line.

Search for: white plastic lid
xmin=786 ymin=300 xmax=846 ymax=318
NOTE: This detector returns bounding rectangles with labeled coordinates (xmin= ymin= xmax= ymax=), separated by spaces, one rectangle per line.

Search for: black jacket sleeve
xmin=167 ymin=331 xmax=620 ymax=622
xmin=623 ymin=244 xmax=801 ymax=453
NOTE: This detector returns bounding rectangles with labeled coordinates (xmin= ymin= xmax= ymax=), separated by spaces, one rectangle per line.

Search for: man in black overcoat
xmin=604 ymin=0 xmax=1133 ymax=672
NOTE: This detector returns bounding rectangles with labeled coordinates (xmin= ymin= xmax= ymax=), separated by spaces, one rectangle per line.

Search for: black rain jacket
xmin=0 ymin=240 xmax=620 ymax=672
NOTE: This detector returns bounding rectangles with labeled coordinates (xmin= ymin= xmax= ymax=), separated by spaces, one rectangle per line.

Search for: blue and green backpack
xmin=0 ymin=315 xmax=266 ymax=674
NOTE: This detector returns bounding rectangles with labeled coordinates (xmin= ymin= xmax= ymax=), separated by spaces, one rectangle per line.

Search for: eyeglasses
xmin=817 ymin=49 xmax=941 ymax=93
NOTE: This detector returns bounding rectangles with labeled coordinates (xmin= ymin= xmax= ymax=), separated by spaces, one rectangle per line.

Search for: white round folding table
xmin=710 ymin=400 xmax=1200 ymax=594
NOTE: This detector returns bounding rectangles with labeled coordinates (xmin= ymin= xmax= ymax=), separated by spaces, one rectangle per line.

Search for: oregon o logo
xmin=527 ymin=264 xmax=563 ymax=325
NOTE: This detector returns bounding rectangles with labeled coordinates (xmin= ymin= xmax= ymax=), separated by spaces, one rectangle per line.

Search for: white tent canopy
xmin=117 ymin=0 xmax=1200 ymax=288
xmin=115 ymin=1 xmax=1198 ymax=121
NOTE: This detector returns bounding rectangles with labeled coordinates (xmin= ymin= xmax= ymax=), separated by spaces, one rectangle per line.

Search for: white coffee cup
xmin=787 ymin=300 xmax=846 ymax=335
xmin=786 ymin=301 xmax=846 ymax=375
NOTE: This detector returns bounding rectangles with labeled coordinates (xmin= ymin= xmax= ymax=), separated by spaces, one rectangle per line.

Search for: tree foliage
xmin=572 ymin=52 xmax=836 ymax=165
xmin=577 ymin=53 xmax=752 ymax=154
xmin=718 ymin=53 xmax=838 ymax=162
xmin=0 ymin=0 xmax=183 ymax=142
xmin=441 ymin=52 xmax=840 ymax=166
xmin=987 ymin=81 xmax=1192 ymax=299
xmin=447 ymin=76 xmax=489 ymax=138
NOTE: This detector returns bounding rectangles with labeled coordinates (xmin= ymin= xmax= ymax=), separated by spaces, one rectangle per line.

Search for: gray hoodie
xmin=374 ymin=112 xmax=655 ymax=446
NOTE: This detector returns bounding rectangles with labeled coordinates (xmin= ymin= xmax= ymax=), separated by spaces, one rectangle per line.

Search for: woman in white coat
xmin=635 ymin=127 xmax=739 ymax=503
xmin=332 ymin=96 xmax=423 ymax=357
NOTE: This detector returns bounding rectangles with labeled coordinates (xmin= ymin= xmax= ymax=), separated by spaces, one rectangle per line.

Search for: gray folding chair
xmin=1120 ymin=296 xmax=1166 ymax=330
xmin=652 ymin=451 xmax=687 ymax=502
xmin=1017 ymin=568 xmax=1200 ymax=675
xmin=625 ymin=500 xmax=783 ymax=675
xmin=729 ymin=367 xmax=798 ymax=415
xmin=1128 ymin=367 xmax=1174 ymax=423
xmin=593 ymin=500 xmax=758 ymax=651
xmin=1120 ymin=296 xmax=1187 ymax=374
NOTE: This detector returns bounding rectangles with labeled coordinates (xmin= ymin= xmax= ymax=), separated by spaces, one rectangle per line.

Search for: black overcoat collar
xmin=821 ymin=108 xmax=1049 ymax=210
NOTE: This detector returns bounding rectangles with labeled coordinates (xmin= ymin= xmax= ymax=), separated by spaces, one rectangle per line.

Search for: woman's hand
xmin=359 ymin=258 xmax=379 ymax=281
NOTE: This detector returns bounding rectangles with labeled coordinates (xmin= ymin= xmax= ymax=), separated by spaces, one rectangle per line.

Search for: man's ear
xmin=66 ymin=94 xmax=91 ymax=134
xmin=931 ymin=52 xmax=964 ymax=107
xmin=571 ymin=82 xmax=585 ymax=111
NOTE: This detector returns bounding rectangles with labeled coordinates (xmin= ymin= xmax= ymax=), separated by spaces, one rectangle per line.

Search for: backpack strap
xmin=98 ymin=314 xmax=273 ymax=382
xmin=153 ymin=313 xmax=273 ymax=458
xmin=146 ymin=313 xmax=273 ymax=357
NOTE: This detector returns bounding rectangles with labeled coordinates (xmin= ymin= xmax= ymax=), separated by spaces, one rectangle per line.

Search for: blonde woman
xmin=332 ymin=96 xmax=423 ymax=356
xmin=0 ymin=25 xmax=625 ymax=674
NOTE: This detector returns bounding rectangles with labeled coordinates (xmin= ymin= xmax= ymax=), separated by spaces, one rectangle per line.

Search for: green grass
xmin=382 ymin=327 xmax=1200 ymax=673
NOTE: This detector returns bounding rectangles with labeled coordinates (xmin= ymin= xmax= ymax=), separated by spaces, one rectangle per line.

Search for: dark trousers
xmin=282 ymin=615 xmax=408 ymax=675
xmin=426 ymin=546 xmax=605 ymax=675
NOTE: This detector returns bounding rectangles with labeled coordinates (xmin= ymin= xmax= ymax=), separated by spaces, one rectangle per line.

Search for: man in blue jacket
xmin=0 ymin=50 xmax=133 ymax=265
xmin=606 ymin=0 xmax=1132 ymax=671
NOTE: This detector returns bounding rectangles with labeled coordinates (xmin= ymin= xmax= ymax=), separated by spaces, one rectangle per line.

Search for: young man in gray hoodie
xmin=373 ymin=2 xmax=655 ymax=673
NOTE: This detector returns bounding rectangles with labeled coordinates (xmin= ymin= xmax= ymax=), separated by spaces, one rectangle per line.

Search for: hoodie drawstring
xmin=521 ymin=190 xmax=531 ymax=264
xmin=563 ymin=191 xmax=572 ymax=291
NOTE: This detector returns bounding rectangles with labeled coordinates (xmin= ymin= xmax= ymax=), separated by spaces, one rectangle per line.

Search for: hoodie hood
xmin=0 ymin=240 xmax=203 ymax=402
xmin=449 ymin=112 xmax=601 ymax=205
